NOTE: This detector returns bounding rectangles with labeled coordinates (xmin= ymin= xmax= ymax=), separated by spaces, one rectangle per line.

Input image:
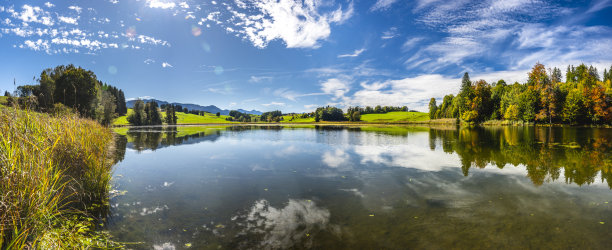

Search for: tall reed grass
xmin=0 ymin=106 xmax=121 ymax=248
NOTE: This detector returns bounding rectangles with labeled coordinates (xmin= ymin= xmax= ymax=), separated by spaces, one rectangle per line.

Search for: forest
xmin=4 ymin=64 xmax=127 ymax=126
xmin=429 ymin=63 xmax=612 ymax=125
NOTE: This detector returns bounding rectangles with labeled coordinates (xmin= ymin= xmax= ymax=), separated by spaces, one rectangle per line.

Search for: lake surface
xmin=108 ymin=125 xmax=612 ymax=249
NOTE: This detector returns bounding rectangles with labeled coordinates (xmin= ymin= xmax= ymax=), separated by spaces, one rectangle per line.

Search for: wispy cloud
xmin=337 ymin=48 xmax=365 ymax=58
xmin=262 ymin=102 xmax=285 ymax=107
xmin=144 ymin=59 xmax=155 ymax=64
xmin=162 ymin=62 xmax=173 ymax=68
xmin=249 ymin=76 xmax=274 ymax=83
xmin=370 ymin=0 xmax=398 ymax=12
xmin=381 ymin=27 xmax=398 ymax=39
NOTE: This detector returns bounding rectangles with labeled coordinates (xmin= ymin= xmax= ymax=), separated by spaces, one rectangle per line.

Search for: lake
xmin=108 ymin=125 xmax=612 ymax=249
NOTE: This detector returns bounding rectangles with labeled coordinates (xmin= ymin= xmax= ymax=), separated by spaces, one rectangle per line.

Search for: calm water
xmin=109 ymin=125 xmax=612 ymax=249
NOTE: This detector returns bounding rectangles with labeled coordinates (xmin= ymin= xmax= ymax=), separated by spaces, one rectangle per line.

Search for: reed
xmin=0 ymin=106 xmax=121 ymax=248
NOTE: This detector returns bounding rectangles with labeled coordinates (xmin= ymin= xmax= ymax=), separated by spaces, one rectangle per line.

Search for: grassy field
xmin=280 ymin=115 xmax=316 ymax=123
xmin=360 ymin=111 xmax=429 ymax=123
xmin=0 ymin=96 xmax=7 ymax=105
xmin=113 ymin=109 xmax=235 ymax=125
xmin=114 ymin=110 xmax=430 ymax=125
xmin=0 ymin=107 xmax=121 ymax=248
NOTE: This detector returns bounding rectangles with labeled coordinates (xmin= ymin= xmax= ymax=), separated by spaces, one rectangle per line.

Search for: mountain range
xmin=126 ymin=98 xmax=263 ymax=115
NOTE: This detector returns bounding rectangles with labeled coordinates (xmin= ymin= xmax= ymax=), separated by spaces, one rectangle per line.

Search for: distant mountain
xmin=126 ymin=98 xmax=262 ymax=115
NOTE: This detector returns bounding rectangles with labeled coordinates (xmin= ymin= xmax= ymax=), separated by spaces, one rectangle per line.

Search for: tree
xmin=216 ymin=112 xmax=220 ymax=117
xmin=128 ymin=100 xmax=146 ymax=125
xmin=351 ymin=111 xmax=361 ymax=121
xmin=562 ymin=88 xmax=584 ymax=124
xmin=165 ymin=105 xmax=177 ymax=124
xmin=460 ymin=72 xmax=471 ymax=94
xmin=53 ymin=65 xmax=99 ymax=118
xmin=95 ymin=90 xmax=117 ymax=126
xmin=428 ymin=98 xmax=437 ymax=119
xmin=147 ymin=101 xmax=162 ymax=125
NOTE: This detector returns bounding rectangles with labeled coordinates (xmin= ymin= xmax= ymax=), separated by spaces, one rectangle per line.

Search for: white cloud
xmin=587 ymin=0 xmax=612 ymax=13
xmin=249 ymin=76 xmax=273 ymax=83
xmin=58 ymin=16 xmax=78 ymax=25
xmin=321 ymin=78 xmax=350 ymax=99
xmin=144 ymin=59 xmax=155 ymax=64
xmin=370 ymin=0 xmax=398 ymax=11
xmin=337 ymin=48 xmax=365 ymax=58
xmin=109 ymin=0 xmax=119 ymax=4
xmin=241 ymin=199 xmax=330 ymax=249
xmin=406 ymin=0 xmax=577 ymax=71
xmin=21 ymin=39 xmax=50 ymax=51
xmin=342 ymin=69 xmax=530 ymax=111
xmin=162 ymin=62 xmax=173 ymax=68
xmin=223 ymin=0 xmax=353 ymax=48
xmin=261 ymin=102 xmax=285 ymax=107
xmin=44 ymin=2 xmax=54 ymax=8
xmin=179 ymin=2 xmax=189 ymax=9
xmin=10 ymin=5 xmax=54 ymax=26
xmin=381 ymin=27 xmax=398 ymax=39
xmin=322 ymin=149 xmax=349 ymax=168
xmin=402 ymin=37 xmax=424 ymax=51
xmin=68 ymin=6 xmax=82 ymax=14
xmin=146 ymin=0 xmax=176 ymax=9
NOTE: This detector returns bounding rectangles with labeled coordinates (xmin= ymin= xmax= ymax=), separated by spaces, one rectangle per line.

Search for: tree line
xmin=429 ymin=63 xmax=612 ymax=125
xmin=6 ymin=64 xmax=127 ymax=126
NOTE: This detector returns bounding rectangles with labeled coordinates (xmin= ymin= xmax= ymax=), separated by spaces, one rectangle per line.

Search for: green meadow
xmin=113 ymin=108 xmax=236 ymax=126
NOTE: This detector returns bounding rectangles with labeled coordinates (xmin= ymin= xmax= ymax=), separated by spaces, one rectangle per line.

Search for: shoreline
xmin=111 ymin=121 xmax=611 ymax=128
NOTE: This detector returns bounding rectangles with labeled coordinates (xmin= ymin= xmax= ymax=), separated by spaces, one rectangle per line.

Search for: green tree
xmin=128 ymin=100 xmax=146 ymax=125
xmin=428 ymin=98 xmax=437 ymax=119
xmin=562 ymin=88 xmax=584 ymax=124
xmin=53 ymin=65 xmax=99 ymax=118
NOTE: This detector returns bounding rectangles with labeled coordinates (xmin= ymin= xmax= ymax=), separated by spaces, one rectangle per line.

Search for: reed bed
xmin=0 ymin=107 xmax=120 ymax=248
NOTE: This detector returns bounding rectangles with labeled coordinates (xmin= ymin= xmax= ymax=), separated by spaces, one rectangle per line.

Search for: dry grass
xmin=0 ymin=106 xmax=121 ymax=248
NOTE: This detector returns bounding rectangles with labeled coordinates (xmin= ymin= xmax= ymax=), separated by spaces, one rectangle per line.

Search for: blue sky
xmin=1 ymin=0 xmax=611 ymax=112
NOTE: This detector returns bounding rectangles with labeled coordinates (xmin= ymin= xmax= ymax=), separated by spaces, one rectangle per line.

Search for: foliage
xmin=228 ymin=110 xmax=252 ymax=122
xmin=429 ymin=63 xmax=612 ymax=125
xmin=12 ymin=65 xmax=127 ymax=125
xmin=315 ymin=106 xmax=346 ymax=121
xmin=260 ymin=110 xmax=283 ymax=122
xmin=127 ymin=100 xmax=162 ymax=125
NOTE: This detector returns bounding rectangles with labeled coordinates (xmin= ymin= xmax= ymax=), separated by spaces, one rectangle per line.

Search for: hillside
xmin=126 ymin=98 xmax=262 ymax=115
xmin=113 ymin=109 xmax=236 ymax=125
xmin=359 ymin=111 xmax=430 ymax=123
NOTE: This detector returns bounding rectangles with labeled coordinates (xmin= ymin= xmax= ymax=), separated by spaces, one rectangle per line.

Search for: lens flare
xmin=126 ymin=26 xmax=137 ymax=38
xmin=201 ymin=42 xmax=211 ymax=52
xmin=191 ymin=25 xmax=201 ymax=37
xmin=108 ymin=66 xmax=118 ymax=75
xmin=214 ymin=66 xmax=224 ymax=75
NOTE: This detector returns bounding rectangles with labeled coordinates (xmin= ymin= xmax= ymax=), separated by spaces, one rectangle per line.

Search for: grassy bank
xmin=0 ymin=107 xmax=120 ymax=248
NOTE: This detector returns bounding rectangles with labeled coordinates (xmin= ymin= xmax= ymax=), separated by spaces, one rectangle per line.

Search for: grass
xmin=0 ymin=106 xmax=121 ymax=248
xmin=0 ymin=96 xmax=7 ymax=105
xmin=280 ymin=115 xmax=316 ymax=123
xmin=112 ymin=109 xmax=235 ymax=126
xmin=114 ymin=110 xmax=430 ymax=125
xmin=360 ymin=111 xmax=430 ymax=123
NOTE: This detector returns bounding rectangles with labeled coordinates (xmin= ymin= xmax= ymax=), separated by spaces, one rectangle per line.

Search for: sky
xmin=1 ymin=0 xmax=611 ymax=112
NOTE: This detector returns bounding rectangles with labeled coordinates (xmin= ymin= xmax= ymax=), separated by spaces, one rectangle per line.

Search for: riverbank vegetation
xmin=0 ymin=107 xmax=121 ymax=248
xmin=429 ymin=63 xmax=612 ymax=125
